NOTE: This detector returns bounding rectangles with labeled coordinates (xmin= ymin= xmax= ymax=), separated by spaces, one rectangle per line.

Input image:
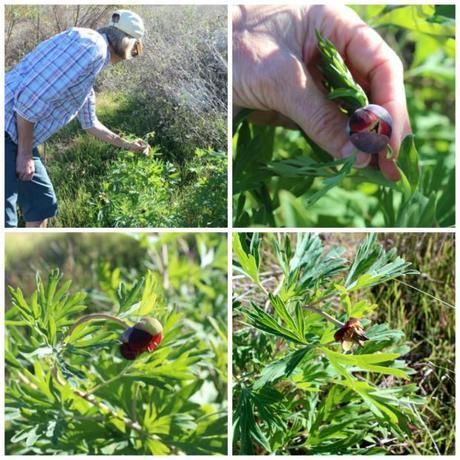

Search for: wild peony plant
xmin=5 ymin=269 xmax=227 ymax=455
xmin=233 ymin=233 xmax=426 ymax=455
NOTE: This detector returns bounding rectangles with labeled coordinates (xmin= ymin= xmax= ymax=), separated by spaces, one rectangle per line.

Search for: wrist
xmin=113 ymin=134 xmax=129 ymax=149
xmin=17 ymin=148 xmax=33 ymax=158
xmin=120 ymin=139 xmax=131 ymax=150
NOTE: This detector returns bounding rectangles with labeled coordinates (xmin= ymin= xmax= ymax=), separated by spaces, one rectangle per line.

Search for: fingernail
xmin=340 ymin=142 xmax=370 ymax=168
xmin=355 ymin=152 xmax=371 ymax=168
xmin=340 ymin=141 xmax=355 ymax=158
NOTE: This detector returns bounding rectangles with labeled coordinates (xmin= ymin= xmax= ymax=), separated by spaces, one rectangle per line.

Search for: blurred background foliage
xmin=5 ymin=232 xmax=227 ymax=316
xmin=6 ymin=5 xmax=227 ymax=227
xmin=233 ymin=232 xmax=455 ymax=454
xmin=5 ymin=232 xmax=227 ymax=454
xmin=233 ymin=5 xmax=454 ymax=227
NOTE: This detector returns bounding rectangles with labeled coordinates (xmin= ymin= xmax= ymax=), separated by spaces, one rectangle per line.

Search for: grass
xmin=233 ymin=233 xmax=455 ymax=455
xmin=42 ymin=92 xmax=227 ymax=227
xmin=322 ymin=233 xmax=455 ymax=454
xmin=369 ymin=234 xmax=455 ymax=454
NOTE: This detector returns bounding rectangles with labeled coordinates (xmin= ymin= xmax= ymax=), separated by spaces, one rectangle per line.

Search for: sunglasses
xmin=131 ymin=40 xmax=143 ymax=58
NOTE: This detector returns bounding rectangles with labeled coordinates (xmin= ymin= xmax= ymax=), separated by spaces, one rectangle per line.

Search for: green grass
xmin=42 ymin=92 xmax=227 ymax=227
xmin=368 ymin=234 xmax=455 ymax=454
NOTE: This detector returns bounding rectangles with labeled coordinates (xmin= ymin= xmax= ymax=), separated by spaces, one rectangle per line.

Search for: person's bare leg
xmin=25 ymin=219 xmax=48 ymax=228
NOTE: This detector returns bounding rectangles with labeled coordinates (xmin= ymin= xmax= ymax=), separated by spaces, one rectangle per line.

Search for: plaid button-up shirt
xmin=5 ymin=27 xmax=111 ymax=147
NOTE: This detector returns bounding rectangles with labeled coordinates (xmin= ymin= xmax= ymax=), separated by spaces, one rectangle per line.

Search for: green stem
xmin=302 ymin=292 xmax=344 ymax=328
xmin=63 ymin=313 xmax=129 ymax=343
xmin=87 ymin=363 xmax=133 ymax=395
xmin=304 ymin=304 xmax=344 ymax=328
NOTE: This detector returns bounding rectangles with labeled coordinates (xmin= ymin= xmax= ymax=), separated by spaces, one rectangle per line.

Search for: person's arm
xmin=85 ymin=121 xmax=148 ymax=153
xmin=16 ymin=114 xmax=35 ymax=181
xmin=78 ymin=89 xmax=148 ymax=154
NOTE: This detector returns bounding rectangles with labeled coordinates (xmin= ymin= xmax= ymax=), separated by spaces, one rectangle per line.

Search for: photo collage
xmin=2 ymin=1 xmax=456 ymax=457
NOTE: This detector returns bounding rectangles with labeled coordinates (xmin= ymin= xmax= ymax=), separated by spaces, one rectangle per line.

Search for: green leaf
xmin=244 ymin=303 xmax=308 ymax=345
xmin=138 ymin=271 xmax=161 ymax=316
xmin=323 ymin=348 xmax=409 ymax=379
xmin=372 ymin=5 xmax=455 ymax=38
xmin=345 ymin=234 xmax=417 ymax=290
xmin=305 ymin=154 xmax=355 ymax=206
xmin=268 ymin=294 xmax=298 ymax=333
xmin=235 ymin=389 xmax=272 ymax=454
xmin=254 ymin=346 xmax=314 ymax=389
xmin=396 ymin=135 xmax=420 ymax=197
xmin=146 ymin=439 xmax=170 ymax=455
xmin=232 ymin=234 xmax=260 ymax=285
xmin=316 ymin=30 xmax=368 ymax=114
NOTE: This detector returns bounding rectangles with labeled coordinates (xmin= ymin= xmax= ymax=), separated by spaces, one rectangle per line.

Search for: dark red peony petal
xmin=146 ymin=332 xmax=163 ymax=352
xmin=350 ymin=132 xmax=390 ymax=154
xmin=126 ymin=327 xmax=155 ymax=352
xmin=120 ymin=343 xmax=140 ymax=360
xmin=119 ymin=321 xmax=164 ymax=360
xmin=347 ymin=104 xmax=393 ymax=154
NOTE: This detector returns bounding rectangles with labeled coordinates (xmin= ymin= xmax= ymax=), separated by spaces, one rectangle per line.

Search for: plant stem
xmin=63 ymin=313 xmax=129 ymax=343
xmin=302 ymin=292 xmax=344 ymax=328
xmin=303 ymin=304 xmax=344 ymax=328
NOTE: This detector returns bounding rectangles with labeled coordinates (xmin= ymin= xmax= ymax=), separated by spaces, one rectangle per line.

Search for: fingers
xmin=341 ymin=141 xmax=371 ymax=168
xmin=278 ymin=55 xmax=347 ymax=157
xmin=18 ymin=171 xmax=34 ymax=181
xmin=378 ymin=151 xmax=401 ymax=181
xmin=276 ymin=54 xmax=371 ymax=167
xmin=332 ymin=13 xmax=411 ymax=180
xmin=16 ymin=160 xmax=35 ymax=181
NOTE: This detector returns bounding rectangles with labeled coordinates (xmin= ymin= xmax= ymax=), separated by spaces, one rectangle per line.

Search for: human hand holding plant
xmin=16 ymin=151 xmax=35 ymax=181
xmin=125 ymin=138 xmax=150 ymax=154
xmin=233 ymin=4 xmax=411 ymax=181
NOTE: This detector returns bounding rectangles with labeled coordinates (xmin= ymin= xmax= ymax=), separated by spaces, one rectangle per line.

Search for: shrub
xmin=5 ymin=234 xmax=228 ymax=454
xmin=232 ymin=233 xmax=452 ymax=454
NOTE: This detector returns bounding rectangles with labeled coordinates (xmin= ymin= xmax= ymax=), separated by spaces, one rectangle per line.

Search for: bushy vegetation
xmin=6 ymin=5 xmax=227 ymax=227
xmin=233 ymin=232 xmax=454 ymax=454
xmin=42 ymin=93 xmax=227 ymax=228
xmin=233 ymin=5 xmax=454 ymax=227
xmin=5 ymin=233 xmax=228 ymax=454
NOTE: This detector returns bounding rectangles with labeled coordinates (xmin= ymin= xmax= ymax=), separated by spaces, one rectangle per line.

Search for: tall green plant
xmin=233 ymin=233 xmax=428 ymax=455
xmin=6 ymin=269 xmax=227 ymax=455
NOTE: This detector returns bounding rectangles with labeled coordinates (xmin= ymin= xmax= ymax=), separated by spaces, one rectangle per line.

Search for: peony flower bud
xmin=347 ymin=104 xmax=393 ymax=154
xmin=120 ymin=318 xmax=163 ymax=360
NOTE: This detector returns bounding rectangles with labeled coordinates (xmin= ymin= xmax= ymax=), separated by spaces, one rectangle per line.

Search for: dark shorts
xmin=5 ymin=133 xmax=57 ymax=227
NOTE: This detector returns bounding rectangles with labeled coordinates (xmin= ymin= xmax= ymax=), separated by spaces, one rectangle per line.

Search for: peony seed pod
xmin=120 ymin=318 xmax=163 ymax=360
xmin=347 ymin=104 xmax=392 ymax=154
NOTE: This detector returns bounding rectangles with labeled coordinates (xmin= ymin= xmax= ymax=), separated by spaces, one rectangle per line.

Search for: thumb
xmin=278 ymin=57 xmax=370 ymax=167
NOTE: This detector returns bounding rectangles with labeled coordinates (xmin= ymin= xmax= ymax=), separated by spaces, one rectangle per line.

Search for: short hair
xmin=97 ymin=26 xmax=136 ymax=60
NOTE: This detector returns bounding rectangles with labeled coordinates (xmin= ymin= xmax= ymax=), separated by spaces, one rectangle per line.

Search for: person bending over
xmin=5 ymin=9 xmax=148 ymax=227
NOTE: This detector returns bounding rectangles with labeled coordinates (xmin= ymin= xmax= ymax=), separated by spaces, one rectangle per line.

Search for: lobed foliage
xmin=233 ymin=5 xmax=454 ymax=227
xmin=232 ymin=233 xmax=451 ymax=454
xmin=5 ymin=233 xmax=228 ymax=454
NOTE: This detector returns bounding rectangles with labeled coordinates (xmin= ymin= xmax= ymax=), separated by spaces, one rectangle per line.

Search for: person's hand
xmin=16 ymin=151 xmax=35 ymax=181
xmin=125 ymin=139 xmax=150 ymax=154
xmin=233 ymin=5 xmax=411 ymax=181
